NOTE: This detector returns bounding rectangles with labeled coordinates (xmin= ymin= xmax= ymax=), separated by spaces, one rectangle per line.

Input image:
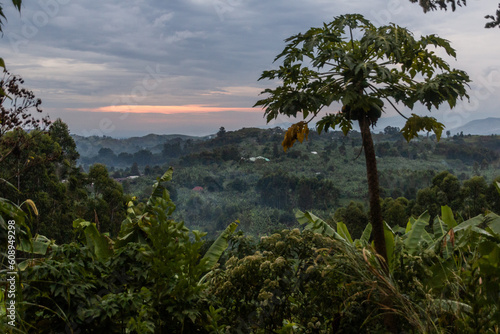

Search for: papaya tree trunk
xmin=359 ymin=116 xmax=398 ymax=333
xmin=358 ymin=116 xmax=387 ymax=264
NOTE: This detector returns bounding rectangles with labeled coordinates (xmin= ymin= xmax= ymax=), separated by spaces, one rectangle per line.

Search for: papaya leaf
xmin=282 ymin=121 xmax=309 ymax=152
xmin=202 ymin=221 xmax=239 ymax=269
xmin=401 ymin=114 xmax=444 ymax=142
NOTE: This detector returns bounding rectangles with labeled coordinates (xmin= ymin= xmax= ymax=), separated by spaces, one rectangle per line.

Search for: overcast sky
xmin=1 ymin=0 xmax=499 ymax=137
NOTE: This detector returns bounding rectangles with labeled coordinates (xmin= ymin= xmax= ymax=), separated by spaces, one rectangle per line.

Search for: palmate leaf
xmin=282 ymin=122 xmax=309 ymax=152
xmin=316 ymin=113 xmax=353 ymax=136
xmin=400 ymin=114 xmax=445 ymax=142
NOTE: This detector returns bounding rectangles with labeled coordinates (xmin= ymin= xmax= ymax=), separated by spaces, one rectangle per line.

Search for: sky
xmin=1 ymin=0 xmax=499 ymax=137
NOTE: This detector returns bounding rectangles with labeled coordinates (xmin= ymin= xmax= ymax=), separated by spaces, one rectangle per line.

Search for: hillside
xmin=72 ymin=127 xmax=500 ymax=238
xmin=73 ymin=133 xmax=203 ymax=157
xmin=450 ymin=117 xmax=500 ymax=135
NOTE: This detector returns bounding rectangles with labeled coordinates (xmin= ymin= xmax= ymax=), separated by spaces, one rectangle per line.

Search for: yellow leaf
xmin=282 ymin=122 xmax=309 ymax=152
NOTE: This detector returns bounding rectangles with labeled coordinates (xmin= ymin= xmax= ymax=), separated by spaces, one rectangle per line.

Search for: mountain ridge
xmin=449 ymin=117 xmax=500 ymax=136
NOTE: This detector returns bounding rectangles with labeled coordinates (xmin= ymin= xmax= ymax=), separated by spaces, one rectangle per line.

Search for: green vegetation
xmin=74 ymin=125 xmax=500 ymax=239
xmin=1 ymin=6 xmax=500 ymax=334
xmin=2 ymin=94 xmax=498 ymax=332
xmin=2 ymin=170 xmax=500 ymax=333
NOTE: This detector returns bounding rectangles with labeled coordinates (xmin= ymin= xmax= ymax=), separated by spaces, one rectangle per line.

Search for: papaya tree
xmin=254 ymin=14 xmax=470 ymax=265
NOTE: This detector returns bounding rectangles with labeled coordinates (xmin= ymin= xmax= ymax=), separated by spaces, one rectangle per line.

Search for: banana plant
xmin=296 ymin=209 xmax=374 ymax=248
xmin=73 ymin=219 xmax=113 ymax=261
xmin=0 ymin=179 xmax=55 ymax=268
xmin=202 ymin=220 xmax=239 ymax=269
xmin=77 ymin=168 xmax=238 ymax=268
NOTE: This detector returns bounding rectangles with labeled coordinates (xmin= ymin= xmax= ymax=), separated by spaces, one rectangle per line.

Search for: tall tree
xmin=255 ymin=14 xmax=470 ymax=266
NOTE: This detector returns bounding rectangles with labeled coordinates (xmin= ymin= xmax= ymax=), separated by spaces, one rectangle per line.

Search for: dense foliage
xmin=0 ymin=4 xmax=499 ymax=332
xmin=1 ymin=172 xmax=499 ymax=333
xmin=0 ymin=121 xmax=128 ymax=242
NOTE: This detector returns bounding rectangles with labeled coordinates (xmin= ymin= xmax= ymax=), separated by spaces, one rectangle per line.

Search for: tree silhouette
xmin=1 ymin=70 xmax=50 ymax=137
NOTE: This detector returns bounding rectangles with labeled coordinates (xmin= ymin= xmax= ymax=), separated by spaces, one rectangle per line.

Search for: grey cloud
xmin=1 ymin=0 xmax=499 ymax=137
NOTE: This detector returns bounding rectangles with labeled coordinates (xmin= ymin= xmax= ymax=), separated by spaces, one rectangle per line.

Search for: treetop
xmin=255 ymin=14 xmax=471 ymax=149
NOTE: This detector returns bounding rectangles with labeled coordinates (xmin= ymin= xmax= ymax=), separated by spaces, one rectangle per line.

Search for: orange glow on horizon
xmin=70 ymin=105 xmax=258 ymax=114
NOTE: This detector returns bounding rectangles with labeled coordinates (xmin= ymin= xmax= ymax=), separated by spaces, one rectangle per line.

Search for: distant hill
xmin=450 ymin=117 xmax=500 ymax=136
xmin=73 ymin=133 xmax=203 ymax=157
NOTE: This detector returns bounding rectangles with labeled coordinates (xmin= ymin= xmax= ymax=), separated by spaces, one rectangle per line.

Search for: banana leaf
xmin=296 ymin=210 xmax=343 ymax=240
xmin=74 ymin=219 xmax=113 ymax=260
xmin=17 ymin=234 xmax=52 ymax=255
xmin=485 ymin=212 xmax=500 ymax=236
xmin=433 ymin=216 xmax=448 ymax=239
xmin=440 ymin=205 xmax=457 ymax=229
xmin=384 ymin=222 xmax=395 ymax=270
xmin=337 ymin=221 xmax=353 ymax=244
xmin=355 ymin=223 xmax=372 ymax=247
xmin=202 ymin=221 xmax=238 ymax=269
xmin=404 ymin=211 xmax=430 ymax=254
